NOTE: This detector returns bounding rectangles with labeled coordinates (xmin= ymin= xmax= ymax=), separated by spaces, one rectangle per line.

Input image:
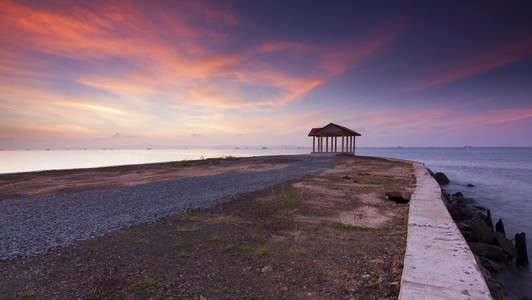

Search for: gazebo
xmin=308 ymin=123 xmax=361 ymax=154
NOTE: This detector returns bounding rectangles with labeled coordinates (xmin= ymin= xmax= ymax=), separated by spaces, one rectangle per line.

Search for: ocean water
xmin=1 ymin=147 xmax=530 ymax=298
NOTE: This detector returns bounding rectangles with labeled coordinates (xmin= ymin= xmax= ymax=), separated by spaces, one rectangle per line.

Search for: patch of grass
xmin=18 ymin=289 xmax=38 ymax=297
xmin=208 ymin=272 xmax=217 ymax=279
xmin=135 ymin=238 xmax=151 ymax=245
xmin=166 ymin=220 xmax=173 ymax=226
xmin=129 ymin=278 xmax=160 ymax=292
xmin=354 ymin=251 xmax=365 ymax=257
xmin=330 ymin=185 xmax=341 ymax=190
xmin=311 ymin=225 xmax=320 ymax=231
xmin=272 ymin=184 xmax=303 ymax=213
xmin=253 ymin=247 xmax=269 ymax=257
xmin=284 ymin=235 xmax=294 ymax=240
xmin=223 ymin=245 xmax=234 ymax=252
xmin=178 ymin=214 xmax=200 ymax=221
xmin=178 ymin=252 xmax=191 ymax=258
xmin=204 ymin=214 xmax=247 ymax=225
xmin=384 ymin=176 xmax=394 ymax=180
xmin=178 ymin=226 xmax=199 ymax=232
xmin=211 ymin=235 xmax=223 ymax=242
xmin=320 ymin=277 xmax=330 ymax=282
xmin=216 ymin=287 xmax=238 ymax=294
xmin=171 ymin=242 xmax=182 ymax=250
xmin=289 ymin=249 xmax=309 ymax=256
xmin=331 ymin=222 xmax=370 ymax=231
xmin=241 ymin=246 xmax=251 ymax=251
xmin=361 ymin=179 xmax=384 ymax=185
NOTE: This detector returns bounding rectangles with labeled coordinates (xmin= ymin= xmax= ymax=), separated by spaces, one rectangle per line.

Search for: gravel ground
xmin=0 ymin=155 xmax=336 ymax=260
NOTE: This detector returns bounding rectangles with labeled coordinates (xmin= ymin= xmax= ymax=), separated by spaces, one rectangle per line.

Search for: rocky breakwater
xmin=429 ymin=170 xmax=529 ymax=300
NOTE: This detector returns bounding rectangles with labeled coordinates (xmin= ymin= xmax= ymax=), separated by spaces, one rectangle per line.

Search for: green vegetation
xmin=272 ymin=184 xmax=303 ymax=213
xmin=211 ymin=235 xmax=223 ymax=242
xmin=178 ymin=252 xmax=191 ymax=258
xmin=384 ymin=176 xmax=394 ymax=180
xmin=253 ymin=247 xmax=269 ymax=257
xmin=289 ymin=249 xmax=309 ymax=256
xmin=361 ymin=179 xmax=384 ymax=185
xmin=18 ymin=289 xmax=38 ymax=297
xmin=216 ymin=287 xmax=238 ymax=294
xmin=354 ymin=251 xmax=365 ymax=257
xmin=178 ymin=214 xmax=200 ymax=221
xmin=223 ymin=245 xmax=234 ymax=252
xmin=331 ymin=222 xmax=370 ymax=231
xmin=129 ymin=278 xmax=160 ymax=291
xmin=241 ymin=246 xmax=251 ymax=251
xmin=135 ymin=238 xmax=151 ymax=245
xmin=178 ymin=226 xmax=199 ymax=232
xmin=171 ymin=242 xmax=182 ymax=250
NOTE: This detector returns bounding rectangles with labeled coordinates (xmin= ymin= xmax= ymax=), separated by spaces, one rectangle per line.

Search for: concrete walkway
xmin=399 ymin=162 xmax=492 ymax=299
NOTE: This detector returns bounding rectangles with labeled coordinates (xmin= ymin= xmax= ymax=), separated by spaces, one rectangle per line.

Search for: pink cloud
xmin=404 ymin=37 xmax=532 ymax=91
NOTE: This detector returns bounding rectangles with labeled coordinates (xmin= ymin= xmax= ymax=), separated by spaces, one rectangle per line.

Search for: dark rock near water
xmin=434 ymin=172 xmax=450 ymax=185
xmin=385 ymin=191 xmax=410 ymax=204
xmin=427 ymin=168 xmax=435 ymax=177
xmin=467 ymin=184 xmax=475 ymax=187
xmin=453 ymin=191 xmax=463 ymax=197
xmin=469 ymin=242 xmax=503 ymax=260
xmin=473 ymin=205 xmax=487 ymax=211
xmin=515 ymin=232 xmax=529 ymax=265
xmin=494 ymin=232 xmax=518 ymax=258
xmin=470 ymin=223 xmax=495 ymax=243
xmin=485 ymin=209 xmax=494 ymax=230
xmin=495 ymin=218 xmax=505 ymax=235
xmin=479 ymin=257 xmax=503 ymax=272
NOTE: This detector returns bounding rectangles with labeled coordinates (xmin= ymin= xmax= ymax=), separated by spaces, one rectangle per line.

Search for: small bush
xmin=171 ymin=242 xmax=182 ymax=250
xmin=178 ymin=252 xmax=191 ymax=258
xmin=290 ymin=249 xmax=309 ymax=256
xmin=272 ymin=184 xmax=303 ymax=213
xmin=354 ymin=251 xmax=365 ymax=257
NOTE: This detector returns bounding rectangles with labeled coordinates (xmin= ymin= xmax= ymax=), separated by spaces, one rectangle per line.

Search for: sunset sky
xmin=1 ymin=0 xmax=531 ymax=149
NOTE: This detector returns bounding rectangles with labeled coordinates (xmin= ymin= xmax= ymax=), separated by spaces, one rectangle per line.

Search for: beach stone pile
xmin=0 ymin=155 xmax=336 ymax=261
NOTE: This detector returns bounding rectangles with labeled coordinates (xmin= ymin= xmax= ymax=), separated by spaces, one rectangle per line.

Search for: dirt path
xmin=0 ymin=155 xmax=415 ymax=299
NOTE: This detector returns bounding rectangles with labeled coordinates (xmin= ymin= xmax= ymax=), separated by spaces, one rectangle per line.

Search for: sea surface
xmin=1 ymin=147 xmax=531 ymax=298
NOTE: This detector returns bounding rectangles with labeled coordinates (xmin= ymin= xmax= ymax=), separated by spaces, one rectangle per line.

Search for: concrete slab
xmin=399 ymin=162 xmax=492 ymax=300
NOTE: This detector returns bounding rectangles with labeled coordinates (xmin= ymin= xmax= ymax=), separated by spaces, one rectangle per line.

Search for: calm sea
xmin=1 ymin=147 xmax=530 ymax=298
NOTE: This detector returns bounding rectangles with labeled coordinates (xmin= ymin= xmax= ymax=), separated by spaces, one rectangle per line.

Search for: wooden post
xmin=353 ymin=136 xmax=356 ymax=154
xmin=334 ymin=136 xmax=337 ymax=152
xmin=342 ymin=134 xmax=344 ymax=152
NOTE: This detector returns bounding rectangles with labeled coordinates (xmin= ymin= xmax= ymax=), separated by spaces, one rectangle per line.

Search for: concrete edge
xmin=399 ymin=162 xmax=492 ymax=299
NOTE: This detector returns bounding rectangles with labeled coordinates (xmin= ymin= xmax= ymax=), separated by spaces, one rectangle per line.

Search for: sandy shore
xmin=0 ymin=154 xmax=415 ymax=299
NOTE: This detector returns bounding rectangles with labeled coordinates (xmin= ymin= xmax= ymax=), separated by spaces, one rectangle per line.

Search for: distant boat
xmin=464 ymin=146 xmax=472 ymax=149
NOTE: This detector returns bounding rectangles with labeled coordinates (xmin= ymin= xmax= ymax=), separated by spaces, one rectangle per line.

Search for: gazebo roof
xmin=308 ymin=123 xmax=361 ymax=136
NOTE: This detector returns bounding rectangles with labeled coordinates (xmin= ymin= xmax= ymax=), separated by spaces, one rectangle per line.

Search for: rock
xmin=434 ymin=172 xmax=450 ymax=185
xmin=453 ymin=192 xmax=463 ymax=197
xmin=485 ymin=209 xmax=494 ymax=230
xmin=473 ymin=205 xmax=486 ymax=211
xmin=495 ymin=219 xmax=505 ymax=235
xmin=469 ymin=242 xmax=503 ymax=260
xmin=480 ymin=257 xmax=503 ymax=272
xmin=427 ymin=168 xmax=435 ymax=177
xmin=467 ymin=184 xmax=475 ymax=187
xmin=389 ymin=281 xmax=400 ymax=291
xmin=385 ymin=191 xmax=410 ymax=203
xmin=515 ymin=232 xmax=529 ymax=265
xmin=469 ymin=223 xmax=495 ymax=243
xmin=493 ymin=232 xmax=518 ymax=257
xmin=261 ymin=265 xmax=273 ymax=272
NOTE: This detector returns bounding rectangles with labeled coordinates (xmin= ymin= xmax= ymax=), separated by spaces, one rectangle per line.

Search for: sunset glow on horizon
xmin=1 ymin=0 xmax=531 ymax=149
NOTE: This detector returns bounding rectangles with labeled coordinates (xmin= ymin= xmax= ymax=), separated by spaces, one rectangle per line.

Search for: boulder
xmin=480 ymin=257 xmax=503 ymax=272
xmin=494 ymin=232 xmax=518 ymax=257
xmin=434 ymin=172 xmax=450 ymax=185
xmin=453 ymin=192 xmax=463 ymax=197
xmin=469 ymin=242 xmax=503 ymax=260
xmin=495 ymin=219 xmax=505 ymax=235
xmin=470 ymin=223 xmax=495 ymax=243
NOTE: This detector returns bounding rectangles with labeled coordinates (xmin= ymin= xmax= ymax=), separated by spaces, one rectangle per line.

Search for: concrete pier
xmin=399 ymin=162 xmax=491 ymax=299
